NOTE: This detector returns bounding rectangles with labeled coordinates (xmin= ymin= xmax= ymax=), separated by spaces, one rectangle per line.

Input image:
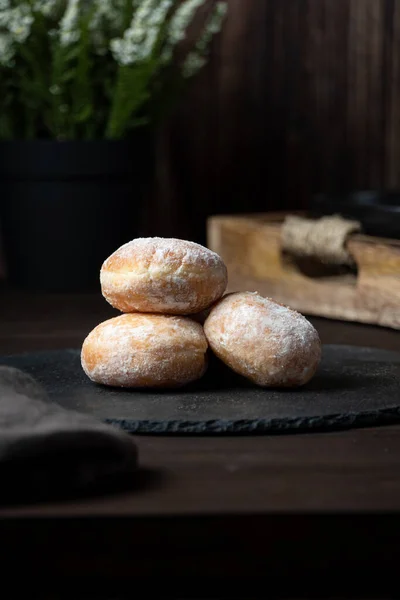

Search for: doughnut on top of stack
xmin=100 ymin=237 xmax=228 ymax=315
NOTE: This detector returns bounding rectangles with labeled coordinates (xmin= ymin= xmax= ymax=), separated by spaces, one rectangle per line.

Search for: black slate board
xmin=1 ymin=345 xmax=400 ymax=435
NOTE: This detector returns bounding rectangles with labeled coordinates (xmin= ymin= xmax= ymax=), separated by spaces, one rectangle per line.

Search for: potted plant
xmin=0 ymin=0 xmax=227 ymax=291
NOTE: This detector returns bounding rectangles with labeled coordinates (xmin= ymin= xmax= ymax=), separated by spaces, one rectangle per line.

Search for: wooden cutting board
xmin=207 ymin=212 xmax=400 ymax=330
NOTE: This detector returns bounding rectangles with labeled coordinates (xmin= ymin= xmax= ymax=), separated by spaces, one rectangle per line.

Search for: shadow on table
xmin=0 ymin=464 xmax=166 ymax=507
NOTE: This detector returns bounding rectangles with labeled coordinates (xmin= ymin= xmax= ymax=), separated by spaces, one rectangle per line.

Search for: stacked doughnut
xmin=81 ymin=237 xmax=321 ymax=389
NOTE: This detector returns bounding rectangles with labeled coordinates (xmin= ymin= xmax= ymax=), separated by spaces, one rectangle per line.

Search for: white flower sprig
xmin=0 ymin=2 xmax=34 ymax=66
xmin=183 ymin=1 xmax=227 ymax=78
xmin=0 ymin=0 xmax=228 ymax=139
xmin=0 ymin=31 xmax=13 ymax=66
xmin=111 ymin=0 xmax=173 ymax=66
xmin=59 ymin=0 xmax=80 ymax=46
xmin=1 ymin=3 xmax=34 ymax=42
xmin=161 ymin=0 xmax=204 ymax=63
xmin=89 ymin=0 xmax=127 ymax=54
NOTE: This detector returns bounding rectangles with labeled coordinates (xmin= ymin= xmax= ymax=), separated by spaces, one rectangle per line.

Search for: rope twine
xmin=281 ymin=214 xmax=361 ymax=266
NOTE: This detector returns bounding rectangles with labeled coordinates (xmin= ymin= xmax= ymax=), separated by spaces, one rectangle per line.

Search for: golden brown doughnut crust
xmin=81 ymin=313 xmax=208 ymax=388
xmin=100 ymin=237 xmax=228 ymax=315
xmin=204 ymin=292 xmax=321 ymax=388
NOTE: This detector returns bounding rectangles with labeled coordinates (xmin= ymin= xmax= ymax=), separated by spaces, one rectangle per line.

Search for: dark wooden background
xmin=1 ymin=0 xmax=400 ymax=275
xmin=150 ymin=0 xmax=400 ymax=244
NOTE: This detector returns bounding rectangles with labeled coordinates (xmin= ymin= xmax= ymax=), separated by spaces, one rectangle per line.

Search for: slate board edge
xmin=105 ymin=406 xmax=400 ymax=435
xmin=2 ymin=345 xmax=400 ymax=437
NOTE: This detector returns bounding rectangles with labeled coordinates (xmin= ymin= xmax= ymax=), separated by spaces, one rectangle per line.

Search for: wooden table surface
xmin=0 ymin=288 xmax=399 ymax=596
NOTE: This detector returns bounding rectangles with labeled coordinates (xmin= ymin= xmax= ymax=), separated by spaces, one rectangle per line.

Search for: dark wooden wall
xmin=150 ymin=0 xmax=400 ymax=244
xmin=1 ymin=0 xmax=399 ymax=277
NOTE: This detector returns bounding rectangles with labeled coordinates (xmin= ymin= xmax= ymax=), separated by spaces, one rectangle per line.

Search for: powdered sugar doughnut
xmin=204 ymin=292 xmax=321 ymax=388
xmin=100 ymin=237 xmax=228 ymax=315
xmin=81 ymin=313 xmax=208 ymax=388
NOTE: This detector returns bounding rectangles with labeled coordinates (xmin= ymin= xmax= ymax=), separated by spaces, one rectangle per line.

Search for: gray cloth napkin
xmin=0 ymin=366 xmax=138 ymax=503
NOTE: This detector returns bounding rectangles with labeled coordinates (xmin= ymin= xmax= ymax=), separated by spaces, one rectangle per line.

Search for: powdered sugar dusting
xmin=100 ymin=237 xmax=228 ymax=314
xmin=105 ymin=237 xmax=223 ymax=268
xmin=103 ymin=237 xmax=224 ymax=276
xmin=204 ymin=292 xmax=321 ymax=387
xmin=81 ymin=313 xmax=208 ymax=388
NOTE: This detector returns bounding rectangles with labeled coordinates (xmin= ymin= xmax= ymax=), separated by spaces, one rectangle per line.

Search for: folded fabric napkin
xmin=0 ymin=366 xmax=138 ymax=504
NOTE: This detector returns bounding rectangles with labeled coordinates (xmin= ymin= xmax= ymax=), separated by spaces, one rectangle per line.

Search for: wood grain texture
xmin=0 ymin=230 xmax=5 ymax=279
xmin=208 ymin=212 xmax=400 ymax=329
xmin=154 ymin=0 xmax=400 ymax=243
xmin=1 ymin=288 xmax=400 ymax=595
xmin=1 ymin=0 xmax=400 ymax=276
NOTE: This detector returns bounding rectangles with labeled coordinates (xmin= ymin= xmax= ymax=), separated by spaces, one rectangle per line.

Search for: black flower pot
xmin=0 ymin=136 xmax=154 ymax=291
